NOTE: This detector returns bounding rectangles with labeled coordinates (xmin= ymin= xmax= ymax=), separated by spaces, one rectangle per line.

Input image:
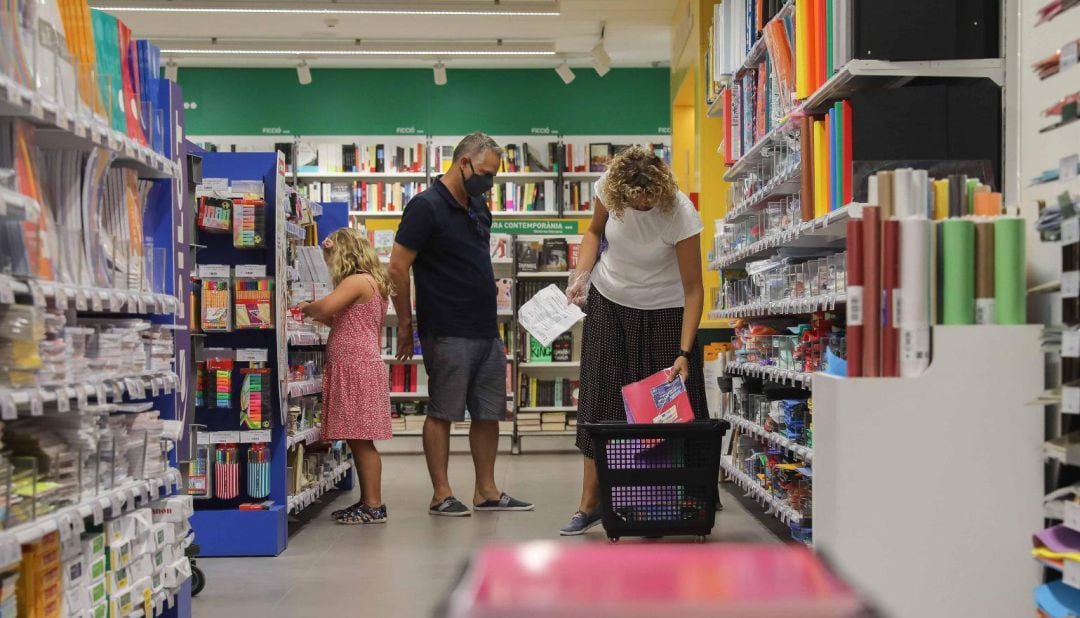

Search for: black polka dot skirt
xmin=575 ymin=286 xmax=708 ymax=458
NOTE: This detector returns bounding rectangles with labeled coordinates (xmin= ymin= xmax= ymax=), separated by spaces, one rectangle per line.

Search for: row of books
xmin=519 ymin=377 xmax=579 ymax=409
xmin=563 ymin=181 xmax=596 ymax=212
xmin=517 ymin=411 xmax=577 ymax=433
xmin=519 ymin=331 xmax=574 ymax=364
xmin=516 ymin=240 xmax=579 ymax=272
xmin=709 ymin=0 xmax=790 ymax=89
xmin=297 ymin=143 xmax=425 ymax=174
xmin=307 ymin=181 xmax=428 ymax=212
xmin=567 ymin=143 xmax=673 ymax=173
xmin=792 ymin=0 xmax=852 ymax=100
xmin=485 ymin=181 xmax=554 ymax=212
xmin=379 ymin=323 xmax=513 ymax=357
xmin=389 ymin=364 xmax=427 ymax=393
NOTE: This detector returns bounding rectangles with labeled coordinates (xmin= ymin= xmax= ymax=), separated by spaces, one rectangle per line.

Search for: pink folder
xmin=621 ymin=370 xmax=694 ymax=424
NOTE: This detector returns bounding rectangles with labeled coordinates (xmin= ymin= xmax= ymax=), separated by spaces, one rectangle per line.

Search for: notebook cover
xmin=621 ymin=371 xmax=695 ymax=424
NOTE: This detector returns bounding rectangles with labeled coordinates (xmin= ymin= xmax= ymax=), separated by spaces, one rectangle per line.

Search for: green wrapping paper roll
xmin=940 ymin=219 xmax=975 ymax=324
xmin=994 ymin=216 xmax=1026 ymax=324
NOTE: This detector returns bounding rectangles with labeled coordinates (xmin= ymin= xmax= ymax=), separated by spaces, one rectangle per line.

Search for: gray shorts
xmin=421 ymin=336 xmax=508 ymax=422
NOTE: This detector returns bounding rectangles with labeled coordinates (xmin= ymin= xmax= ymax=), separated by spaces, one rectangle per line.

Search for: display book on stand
xmin=0 ymin=7 xmax=195 ymax=615
xmin=186 ymin=151 xmax=349 ymax=557
xmin=704 ymin=3 xmax=1048 ymax=615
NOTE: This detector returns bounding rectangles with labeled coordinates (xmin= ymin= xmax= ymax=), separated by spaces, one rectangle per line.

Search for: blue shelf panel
xmin=190 ymin=505 xmax=288 ymax=557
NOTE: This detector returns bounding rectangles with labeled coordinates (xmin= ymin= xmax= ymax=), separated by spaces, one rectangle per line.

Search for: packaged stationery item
xmin=232 ymin=198 xmax=267 ymax=248
xmin=622 ymin=370 xmax=695 ymax=424
xmin=204 ymin=349 xmax=234 ymax=409
xmin=194 ymin=361 xmax=207 ymax=407
xmin=214 ymin=444 xmax=239 ymax=500
xmin=188 ymin=443 xmax=211 ymax=499
xmin=200 ymin=276 xmax=232 ymax=331
xmin=197 ymin=197 xmax=232 ymax=233
xmin=240 ymin=367 xmax=272 ymax=429
xmin=247 ymin=443 xmax=271 ymax=499
xmin=234 ymin=277 xmax=273 ymax=329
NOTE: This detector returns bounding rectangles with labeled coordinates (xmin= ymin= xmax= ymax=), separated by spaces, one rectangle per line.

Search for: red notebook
xmin=621 ymin=370 xmax=694 ymax=424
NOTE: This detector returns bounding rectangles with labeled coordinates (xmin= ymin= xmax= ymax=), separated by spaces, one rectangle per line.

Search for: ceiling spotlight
xmin=555 ymin=61 xmax=575 ymax=84
xmin=591 ymin=42 xmax=611 ymax=77
xmin=297 ymin=62 xmax=312 ymax=85
xmin=433 ymin=62 xmax=447 ymax=86
xmin=164 ymin=61 xmax=178 ymax=81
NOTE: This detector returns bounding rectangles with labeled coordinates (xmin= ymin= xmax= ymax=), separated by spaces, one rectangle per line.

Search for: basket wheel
xmin=608 ymin=537 xmax=620 ymax=544
xmin=695 ymin=535 xmax=708 ymax=544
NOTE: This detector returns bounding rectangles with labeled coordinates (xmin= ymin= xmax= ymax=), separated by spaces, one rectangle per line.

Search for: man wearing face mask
xmin=389 ymin=132 xmax=534 ymax=517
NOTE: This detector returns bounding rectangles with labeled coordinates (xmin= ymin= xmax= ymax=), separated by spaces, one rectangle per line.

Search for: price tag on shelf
xmin=236 ymin=348 xmax=268 ymax=363
xmin=109 ymin=292 xmax=123 ymax=312
xmin=198 ymin=264 xmax=231 ymax=279
xmin=0 ymin=276 xmax=13 ymax=304
xmin=196 ymin=432 xmax=210 ymax=446
xmin=1064 ymin=218 xmax=1080 ymax=246
xmin=1062 ymin=41 xmax=1079 ymax=72
xmin=28 ymin=392 xmax=43 ymax=417
xmin=75 ymin=287 xmax=88 ymax=310
xmin=110 ymin=380 xmax=125 ymax=401
xmin=90 ymin=290 xmax=103 ymax=312
xmin=54 ymin=285 xmax=69 ymax=309
xmin=150 ymin=378 xmax=160 ymax=397
xmin=1063 ymin=154 xmax=1079 ymax=185
xmin=76 ymin=387 xmax=88 ymax=409
xmin=94 ymin=383 xmax=108 ymax=404
xmin=1064 ymin=331 xmax=1080 ymax=358
xmin=240 ymin=429 xmax=271 ymax=443
xmin=0 ymin=391 xmax=15 ymax=421
xmin=125 ymin=378 xmax=146 ymax=400
xmin=210 ymin=431 xmax=241 ymax=444
xmin=27 ymin=281 xmax=45 ymax=307
xmin=1064 ymin=272 xmax=1080 ymax=299
xmin=234 ymin=264 xmax=266 ymax=278
xmin=1066 ymin=501 xmax=1080 ymax=532
xmin=55 ymin=390 xmax=70 ymax=413
xmin=110 ymin=493 xmax=125 ymax=516
xmin=1067 ymin=559 xmax=1080 ymax=590
xmin=92 ymin=501 xmax=104 ymax=526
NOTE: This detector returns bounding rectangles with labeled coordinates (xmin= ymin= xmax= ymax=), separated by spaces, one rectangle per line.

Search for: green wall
xmin=177 ymin=67 xmax=671 ymax=136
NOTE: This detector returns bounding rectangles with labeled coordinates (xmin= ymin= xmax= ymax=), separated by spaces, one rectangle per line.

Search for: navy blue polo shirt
xmin=395 ymin=177 xmax=498 ymax=339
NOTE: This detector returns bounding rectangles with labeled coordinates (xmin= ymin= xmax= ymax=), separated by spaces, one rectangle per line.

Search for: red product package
xmin=621 ymin=370 xmax=694 ymax=424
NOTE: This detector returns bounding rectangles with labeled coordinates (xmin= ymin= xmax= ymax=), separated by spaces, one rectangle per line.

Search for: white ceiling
xmin=106 ymin=0 xmax=679 ymax=69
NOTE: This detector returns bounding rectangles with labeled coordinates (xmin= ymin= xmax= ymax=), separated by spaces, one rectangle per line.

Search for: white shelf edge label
xmin=236 ymin=348 xmax=269 ymax=363
xmin=240 ymin=429 xmax=271 ymax=443
xmin=1064 ymin=272 xmax=1080 ymax=299
xmin=1065 ymin=331 xmax=1080 ymax=358
xmin=234 ymin=264 xmax=266 ymax=279
xmin=198 ymin=264 xmax=231 ymax=279
xmin=1065 ymin=218 xmax=1080 ymax=246
xmin=1065 ymin=386 xmax=1080 ymax=414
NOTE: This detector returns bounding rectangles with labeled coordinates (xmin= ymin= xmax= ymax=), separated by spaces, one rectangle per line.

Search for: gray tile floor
xmin=193 ymin=453 xmax=781 ymax=617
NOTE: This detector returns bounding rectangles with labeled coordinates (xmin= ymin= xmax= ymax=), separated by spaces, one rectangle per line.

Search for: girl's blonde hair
xmin=324 ymin=228 xmax=394 ymax=298
xmin=600 ymin=145 xmax=679 ymax=218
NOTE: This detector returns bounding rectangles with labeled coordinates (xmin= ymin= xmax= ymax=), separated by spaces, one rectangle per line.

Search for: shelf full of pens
xmin=187 ymin=151 xmax=292 ymax=557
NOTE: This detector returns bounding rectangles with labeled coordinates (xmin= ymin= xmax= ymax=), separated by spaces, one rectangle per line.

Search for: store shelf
xmin=0 ymin=76 xmax=178 ymax=179
xmin=709 ymin=291 xmax=846 ymax=319
xmin=722 ymin=114 xmax=801 ymax=182
xmin=724 ymin=414 xmax=813 ymax=463
xmin=724 ymin=165 xmax=802 ymax=224
xmin=0 ymin=275 xmax=180 ymax=314
xmin=287 ymin=331 xmax=325 ymax=347
xmin=562 ymin=171 xmax=603 ymax=179
xmin=724 ymin=361 xmax=813 ymax=388
xmin=390 ymin=390 xmax=429 ymax=400
xmin=287 ymin=377 xmax=323 ymax=398
xmin=382 ymin=354 xmax=424 ymax=364
xmin=563 ymin=210 xmax=594 ymax=217
xmin=496 ymin=171 xmax=558 ymax=179
xmin=518 ymin=361 xmax=580 ymax=369
xmin=519 ymin=430 xmax=576 ymax=436
xmin=800 ymin=58 xmax=1006 ymax=115
xmin=709 ymin=203 xmax=855 ymax=271
xmin=519 ymin=406 xmax=577 ymax=413
xmin=348 ymin=210 xmax=406 ymax=218
xmin=393 ymin=430 xmax=514 ymax=437
xmin=297 ymin=171 xmax=426 ymax=180
xmin=287 ymin=460 xmax=352 ymax=514
xmin=721 ymin=456 xmax=802 ymax=525
xmin=0 ymin=370 xmax=180 ymax=412
xmin=287 ymin=426 xmax=322 ymax=450
xmin=0 ymin=468 xmax=183 ymax=559
xmin=492 ymin=211 xmax=560 ymax=218
xmin=516 ymin=271 xmax=572 ymax=278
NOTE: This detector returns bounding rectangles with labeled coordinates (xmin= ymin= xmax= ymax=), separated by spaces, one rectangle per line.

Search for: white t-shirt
xmin=590 ymin=172 xmax=704 ymax=310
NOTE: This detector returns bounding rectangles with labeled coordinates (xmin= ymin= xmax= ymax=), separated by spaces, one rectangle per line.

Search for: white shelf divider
xmin=813 ymin=325 xmax=1042 ymax=618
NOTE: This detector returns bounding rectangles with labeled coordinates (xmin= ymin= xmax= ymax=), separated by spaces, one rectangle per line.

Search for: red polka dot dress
xmin=322 ymin=279 xmax=392 ymax=441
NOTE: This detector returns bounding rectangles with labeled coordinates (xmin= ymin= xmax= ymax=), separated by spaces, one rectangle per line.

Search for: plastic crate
xmin=584 ymin=420 xmax=729 ymax=542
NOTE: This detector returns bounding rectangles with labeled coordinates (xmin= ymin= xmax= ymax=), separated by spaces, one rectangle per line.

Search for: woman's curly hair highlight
xmin=600 ymin=146 xmax=678 ymax=217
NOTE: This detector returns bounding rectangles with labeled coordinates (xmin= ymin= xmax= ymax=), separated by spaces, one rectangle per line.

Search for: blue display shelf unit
xmin=188 ymin=152 xmax=289 ymax=557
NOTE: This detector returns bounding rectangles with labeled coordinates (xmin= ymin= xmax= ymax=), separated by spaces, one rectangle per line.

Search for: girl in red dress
xmin=298 ymin=228 xmax=392 ymax=524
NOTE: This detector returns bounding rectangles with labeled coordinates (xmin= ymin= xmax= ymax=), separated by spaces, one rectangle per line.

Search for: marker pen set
xmin=241 ymin=367 xmax=272 ymax=429
xmin=202 ymin=349 xmax=235 ymax=409
xmin=198 ymin=266 xmax=276 ymax=331
xmin=846 ymin=169 xmax=1025 ymax=378
xmin=197 ymin=197 xmax=233 ymax=234
xmin=200 ymin=276 xmax=232 ymax=332
xmin=234 ymin=277 xmax=274 ymax=330
xmin=191 ymin=442 xmax=274 ymax=501
xmin=232 ymin=198 xmax=267 ymax=249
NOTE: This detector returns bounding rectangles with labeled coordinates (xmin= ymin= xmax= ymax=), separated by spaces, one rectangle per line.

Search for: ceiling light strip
xmin=160 ymin=49 xmax=557 ymax=56
xmin=92 ymin=6 xmax=559 ymax=16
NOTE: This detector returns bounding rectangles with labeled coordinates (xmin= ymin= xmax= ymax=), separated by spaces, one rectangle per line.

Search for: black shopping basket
xmin=584 ymin=419 xmax=729 ymax=543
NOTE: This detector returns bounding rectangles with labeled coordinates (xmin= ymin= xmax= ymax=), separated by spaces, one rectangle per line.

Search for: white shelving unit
xmin=813 ymin=326 xmax=1042 ymax=618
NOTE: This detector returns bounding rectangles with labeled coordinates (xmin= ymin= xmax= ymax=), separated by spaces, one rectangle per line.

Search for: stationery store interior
xmin=1 ymin=0 xmax=1079 ymax=616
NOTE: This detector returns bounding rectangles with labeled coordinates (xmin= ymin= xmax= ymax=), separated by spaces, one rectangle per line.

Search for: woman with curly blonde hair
xmin=297 ymin=227 xmax=393 ymax=525
xmin=559 ymin=146 xmax=707 ymax=536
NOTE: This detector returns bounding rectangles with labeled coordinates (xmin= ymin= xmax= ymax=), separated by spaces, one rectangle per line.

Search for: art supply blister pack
xmin=204 ymin=349 xmax=234 ymax=409
xmin=232 ymin=198 xmax=267 ymax=249
xmin=234 ymin=276 xmax=273 ymax=329
xmin=188 ymin=443 xmax=212 ymax=499
xmin=197 ymin=196 xmax=233 ymax=234
xmin=240 ymin=367 xmax=272 ymax=429
xmin=201 ymin=276 xmax=232 ymax=331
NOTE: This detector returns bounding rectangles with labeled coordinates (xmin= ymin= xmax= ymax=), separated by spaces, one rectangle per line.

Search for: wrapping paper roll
xmin=899 ymin=218 xmax=932 ymax=377
xmin=862 ymin=206 xmax=882 ymax=376
xmin=882 ymin=220 xmax=900 ymax=377
xmin=877 ymin=171 xmax=894 ymax=219
xmin=913 ymin=170 xmax=929 ymax=219
xmin=847 ymin=217 xmax=865 ymax=377
xmin=975 ymin=221 xmax=996 ymax=324
xmin=940 ymin=219 xmax=976 ymax=324
xmin=892 ymin=168 xmax=913 ymax=218
xmin=994 ymin=216 xmax=1026 ymax=324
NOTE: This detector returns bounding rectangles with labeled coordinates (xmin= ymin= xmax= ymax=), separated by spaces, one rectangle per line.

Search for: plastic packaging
xmin=234 ymin=277 xmax=273 ymax=329
xmin=201 ymin=277 xmax=232 ymax=331
xmin=214 ymin=444 xmax=239 ymax=500
xmin=247 ymin=443 xmax=271 ymax=499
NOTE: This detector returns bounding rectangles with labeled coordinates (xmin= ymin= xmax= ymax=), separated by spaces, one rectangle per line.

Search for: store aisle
xmin=194 ymin=453 xmax=780 ymax=617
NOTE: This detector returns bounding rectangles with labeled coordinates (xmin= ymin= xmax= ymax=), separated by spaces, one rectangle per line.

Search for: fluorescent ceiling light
xmin=591 ymin=42 xmax=611 ymax=77
xmin=433 ymin=62 xmax=447 ymax=85
xmin=555 ymin=61 xmax=574 ymax=84
xmin=160 ymin=49 xmax=555 ymax=56
xmin=92 ymin=1 xmax=560 ymax=16
xmin=297 ymin=62 xmax=312 ymax=84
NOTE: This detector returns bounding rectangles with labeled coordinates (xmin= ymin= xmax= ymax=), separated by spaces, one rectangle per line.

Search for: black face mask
xmin=461 ymin=160 xmax=495 ymax=197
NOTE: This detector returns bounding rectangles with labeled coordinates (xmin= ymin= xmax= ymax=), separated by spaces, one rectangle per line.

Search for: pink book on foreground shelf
xmin=621 ymin=370 xmax=694 ymax=424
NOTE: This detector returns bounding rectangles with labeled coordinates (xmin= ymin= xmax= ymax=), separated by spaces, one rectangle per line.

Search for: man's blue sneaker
xmin=559 ymin=509 xmax=602 ymax=536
